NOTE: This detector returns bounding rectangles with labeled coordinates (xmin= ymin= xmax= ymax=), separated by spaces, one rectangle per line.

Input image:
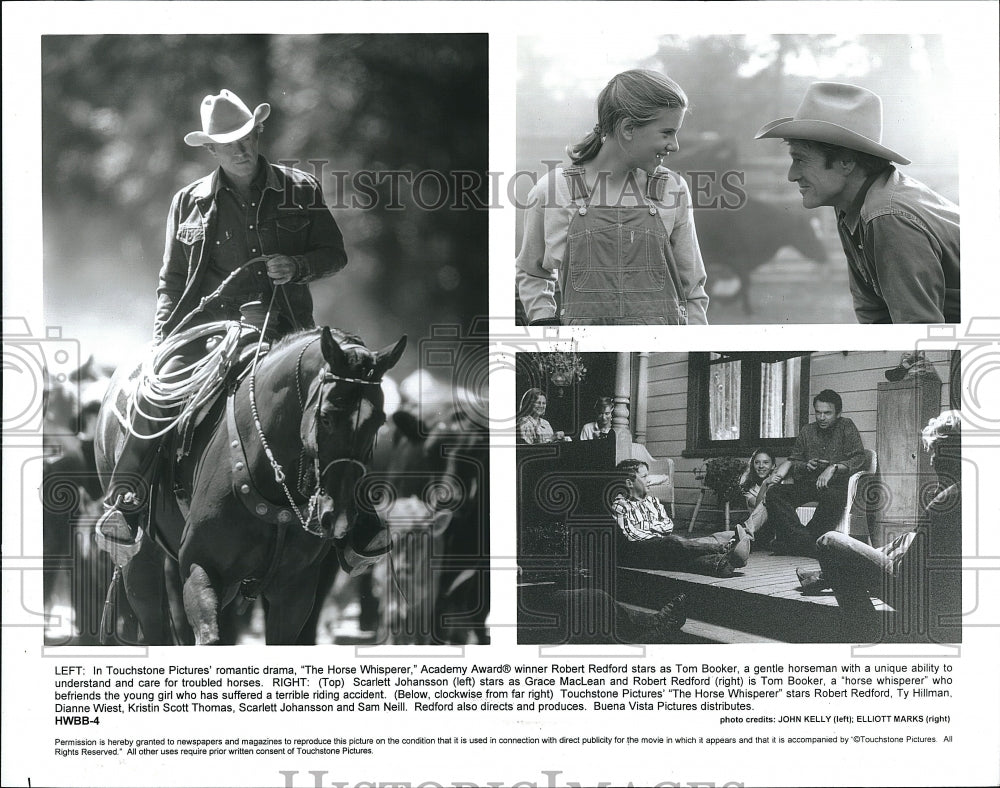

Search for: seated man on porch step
xmin=797 ymin=410 xmax=961 ymax=643
xmin=613 ymin=460 xmax=750 ymax=578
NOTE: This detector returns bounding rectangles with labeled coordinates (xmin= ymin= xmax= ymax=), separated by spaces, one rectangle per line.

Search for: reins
xmin=246 ymin=289 xmax=323 ymax=532
xmin=244 ymin=291 xmax=382 ymax=538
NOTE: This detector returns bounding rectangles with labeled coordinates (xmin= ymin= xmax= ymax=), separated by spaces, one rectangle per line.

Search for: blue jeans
xmin=618 ymin=532 xmax=731 ymax=576
xmin=767 ymin=478 xmax=848 ymax=555
xmin=815 ymin=532 xmax=892 ymax=626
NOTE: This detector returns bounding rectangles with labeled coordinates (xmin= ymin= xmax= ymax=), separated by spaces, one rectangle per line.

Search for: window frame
xmin=683 ymin=352 xmax=812 ymax=458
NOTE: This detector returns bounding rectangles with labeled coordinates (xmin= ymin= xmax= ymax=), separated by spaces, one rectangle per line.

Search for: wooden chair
xmin=796 ymin=449 xmax=878 ymax=540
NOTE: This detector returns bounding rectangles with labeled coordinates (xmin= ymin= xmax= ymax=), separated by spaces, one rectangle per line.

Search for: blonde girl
xmin=516 ymin=69 xmax=709 ymax=326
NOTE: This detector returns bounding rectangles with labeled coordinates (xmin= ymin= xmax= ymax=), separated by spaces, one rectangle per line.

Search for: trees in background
xmin=43 ymin=34 xmax=487 ymax=362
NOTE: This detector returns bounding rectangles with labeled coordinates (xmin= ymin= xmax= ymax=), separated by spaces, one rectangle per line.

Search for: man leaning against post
xmin=613 ymin=460 xmax=750 ymax=578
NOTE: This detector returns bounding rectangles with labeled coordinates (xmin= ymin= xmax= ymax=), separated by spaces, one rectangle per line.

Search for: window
xmin=685 ymin=352 xmax=811 ymax=456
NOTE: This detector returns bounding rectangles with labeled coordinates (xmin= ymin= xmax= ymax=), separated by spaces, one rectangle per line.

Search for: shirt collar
xmin=837 ymin=166 xmax=893 ymax=234
xmin=212 ymin=155 xmax=277 ymax=196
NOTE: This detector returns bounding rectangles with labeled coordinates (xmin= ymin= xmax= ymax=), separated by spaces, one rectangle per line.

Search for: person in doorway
xmin=516 ymin=388 xmax=570 ymax=444
xmin=755 ymin=82 xmax=959 ymax=323
xmin=579 ymin=396 xmax=614 ymax=440
xmin=516 ymin=69 xmax=709 ymax=326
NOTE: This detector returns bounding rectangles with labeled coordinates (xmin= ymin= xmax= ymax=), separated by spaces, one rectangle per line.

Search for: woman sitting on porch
xmin=735 ymin=447 xmax=792 ymax=551
xmin=517 ymin=388 xmax=571 ymax=444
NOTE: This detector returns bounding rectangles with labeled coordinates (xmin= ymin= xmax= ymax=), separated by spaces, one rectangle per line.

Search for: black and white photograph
xmin=517 ymin=350 xmax=962 ymax=645
xmin=3 ymin=3 xmax=999 ymax=788
xmin=514 ymin=34 xmax=960 ymax=325
xmin=37 ymin=33 xmax=490 ymax=646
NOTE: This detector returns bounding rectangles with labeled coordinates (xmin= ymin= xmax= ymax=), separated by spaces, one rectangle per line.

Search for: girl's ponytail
xmin=566 ymin=70 xmax=688 ymax=166
xmin=566 ymin=124 xmax=604 ymax=165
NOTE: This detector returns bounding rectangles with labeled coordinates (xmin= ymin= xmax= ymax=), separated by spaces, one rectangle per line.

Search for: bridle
xmin=248 ymin=325 xmax=386 ymax=538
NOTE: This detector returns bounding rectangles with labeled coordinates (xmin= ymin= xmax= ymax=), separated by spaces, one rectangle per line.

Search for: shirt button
xmin=249 ymin=224 xmax=254 ymax=229
xmin=251 ymin=248 xmax=257 ymax=253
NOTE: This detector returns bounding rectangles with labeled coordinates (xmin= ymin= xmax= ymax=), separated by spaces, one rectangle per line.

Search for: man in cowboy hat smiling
xmin=96 ymin=89 xmax=348 ymax=559
xmin=756 ymin=82 xmax=959 ymax=324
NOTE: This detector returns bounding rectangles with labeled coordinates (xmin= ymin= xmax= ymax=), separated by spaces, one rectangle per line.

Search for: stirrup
xmin=335 ymin=530 xmax=391 ymax=577
xmin=95 ymin=508 xmax=145 ymax=567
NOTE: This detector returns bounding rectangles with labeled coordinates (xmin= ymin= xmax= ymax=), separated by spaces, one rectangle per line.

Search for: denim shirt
xmin=837 ymin=167 xmax=960 ymax=324
xmin=788 ymin=417 xmax=867 ymax=479
xmin=154 ymin=156 xmax=347 ymax=342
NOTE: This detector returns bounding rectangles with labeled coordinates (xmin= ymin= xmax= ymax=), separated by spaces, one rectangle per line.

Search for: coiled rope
xmin=115 ymin=321 xmax=243 ymax=440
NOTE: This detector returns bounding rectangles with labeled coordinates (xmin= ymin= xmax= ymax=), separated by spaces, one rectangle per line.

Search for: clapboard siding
xmin=641 ymin=350 xmax=952 ymax=526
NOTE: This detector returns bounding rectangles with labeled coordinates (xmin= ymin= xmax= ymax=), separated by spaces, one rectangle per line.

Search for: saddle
xmin=136 ymin=325 xmax=269 ymax=560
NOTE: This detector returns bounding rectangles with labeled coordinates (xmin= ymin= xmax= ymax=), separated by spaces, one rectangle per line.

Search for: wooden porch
xmin=518 ymin=552 xmax=913 ymax=645
xmin=616 ymin=552 xmax=892 ymax=644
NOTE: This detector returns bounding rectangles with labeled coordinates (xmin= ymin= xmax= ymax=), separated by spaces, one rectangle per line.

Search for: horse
xmin=697 ymin=196 xmax=829 ymax=314
xmin=42 ymin=363 xmax=113 ymax=644
xmin=370 ymin=373 xmax=490 ymax=645
xmin=94 ymin=325 xmax=406 ymax=645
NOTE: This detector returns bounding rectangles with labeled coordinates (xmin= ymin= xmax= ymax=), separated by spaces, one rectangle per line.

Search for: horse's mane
xmin=269 ymin=326 xmax=366 ymax=354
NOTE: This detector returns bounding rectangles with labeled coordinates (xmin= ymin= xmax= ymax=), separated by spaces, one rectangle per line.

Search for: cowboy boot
xmin=653 ymin=593 xmax=688 ymax=631
xmin=95 ymin=498 xmax=145 ymax=567
xmin=95 ymin=427 xmax=160 ymax=566
xmin=729 ymin=523 xmax=752 ymax=568
xmin=335 ymin=509 xmax=392 ymax=577
xmin=796 ymin=566 xmax=828 ymax=595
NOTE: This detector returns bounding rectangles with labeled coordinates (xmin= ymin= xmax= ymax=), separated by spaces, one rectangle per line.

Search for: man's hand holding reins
xmin=265 ymin=254 xmax=298 ymax=285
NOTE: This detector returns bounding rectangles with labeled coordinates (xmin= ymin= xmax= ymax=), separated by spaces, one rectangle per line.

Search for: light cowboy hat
xmin=183 ymin=89 xmax=270 ymax=147
xmin=755 ymin=82 xmax=910 ymax=165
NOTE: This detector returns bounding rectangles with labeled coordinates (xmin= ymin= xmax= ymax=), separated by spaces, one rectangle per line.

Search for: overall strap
xmin=562 ymin=166 xmax=590 ymax=201
xmin=646 ymin=169 xmax=671 ymax=203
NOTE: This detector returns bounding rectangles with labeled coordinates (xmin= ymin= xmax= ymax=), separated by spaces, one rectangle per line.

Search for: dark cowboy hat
xmin=755 ymin=82 xmax=910 ymax=165
xmin=184 ymin=89 xmax=270 ymax=147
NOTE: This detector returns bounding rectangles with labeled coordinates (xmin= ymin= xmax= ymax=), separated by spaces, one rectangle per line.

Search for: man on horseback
xmin=96 ymin=89 xmax=348 ymax=561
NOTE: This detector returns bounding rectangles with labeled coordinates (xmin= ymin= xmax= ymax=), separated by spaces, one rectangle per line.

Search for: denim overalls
xmin=560 ymin=166 xmax=689 ymax=325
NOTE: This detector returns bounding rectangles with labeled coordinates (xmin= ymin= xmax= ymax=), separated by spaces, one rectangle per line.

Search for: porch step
xmin=516 ymin=553 xmax=936 ymax=645
xmin=617 ymin=602 xmax=782 ymax=644
xmin=615 ymin=553 xmax=893 ymax=644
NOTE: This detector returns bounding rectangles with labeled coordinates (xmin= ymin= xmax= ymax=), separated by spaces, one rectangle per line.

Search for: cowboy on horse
xmin=96 ymin=89 xmax=348 ymax=562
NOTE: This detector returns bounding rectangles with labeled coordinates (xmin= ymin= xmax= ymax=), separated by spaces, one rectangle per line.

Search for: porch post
xmin=613 ymin=353 xmax=631 ymax=436
xmin=634 ymin=352 xmax=650 ymax=445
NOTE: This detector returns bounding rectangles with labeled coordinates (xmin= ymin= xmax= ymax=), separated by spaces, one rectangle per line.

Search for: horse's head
xmin=300 ymin=328 xmax=406 ymax=568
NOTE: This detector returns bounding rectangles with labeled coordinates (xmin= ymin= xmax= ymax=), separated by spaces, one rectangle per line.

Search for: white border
xmin=4 ymin=3 xmax=1000 ymax=787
